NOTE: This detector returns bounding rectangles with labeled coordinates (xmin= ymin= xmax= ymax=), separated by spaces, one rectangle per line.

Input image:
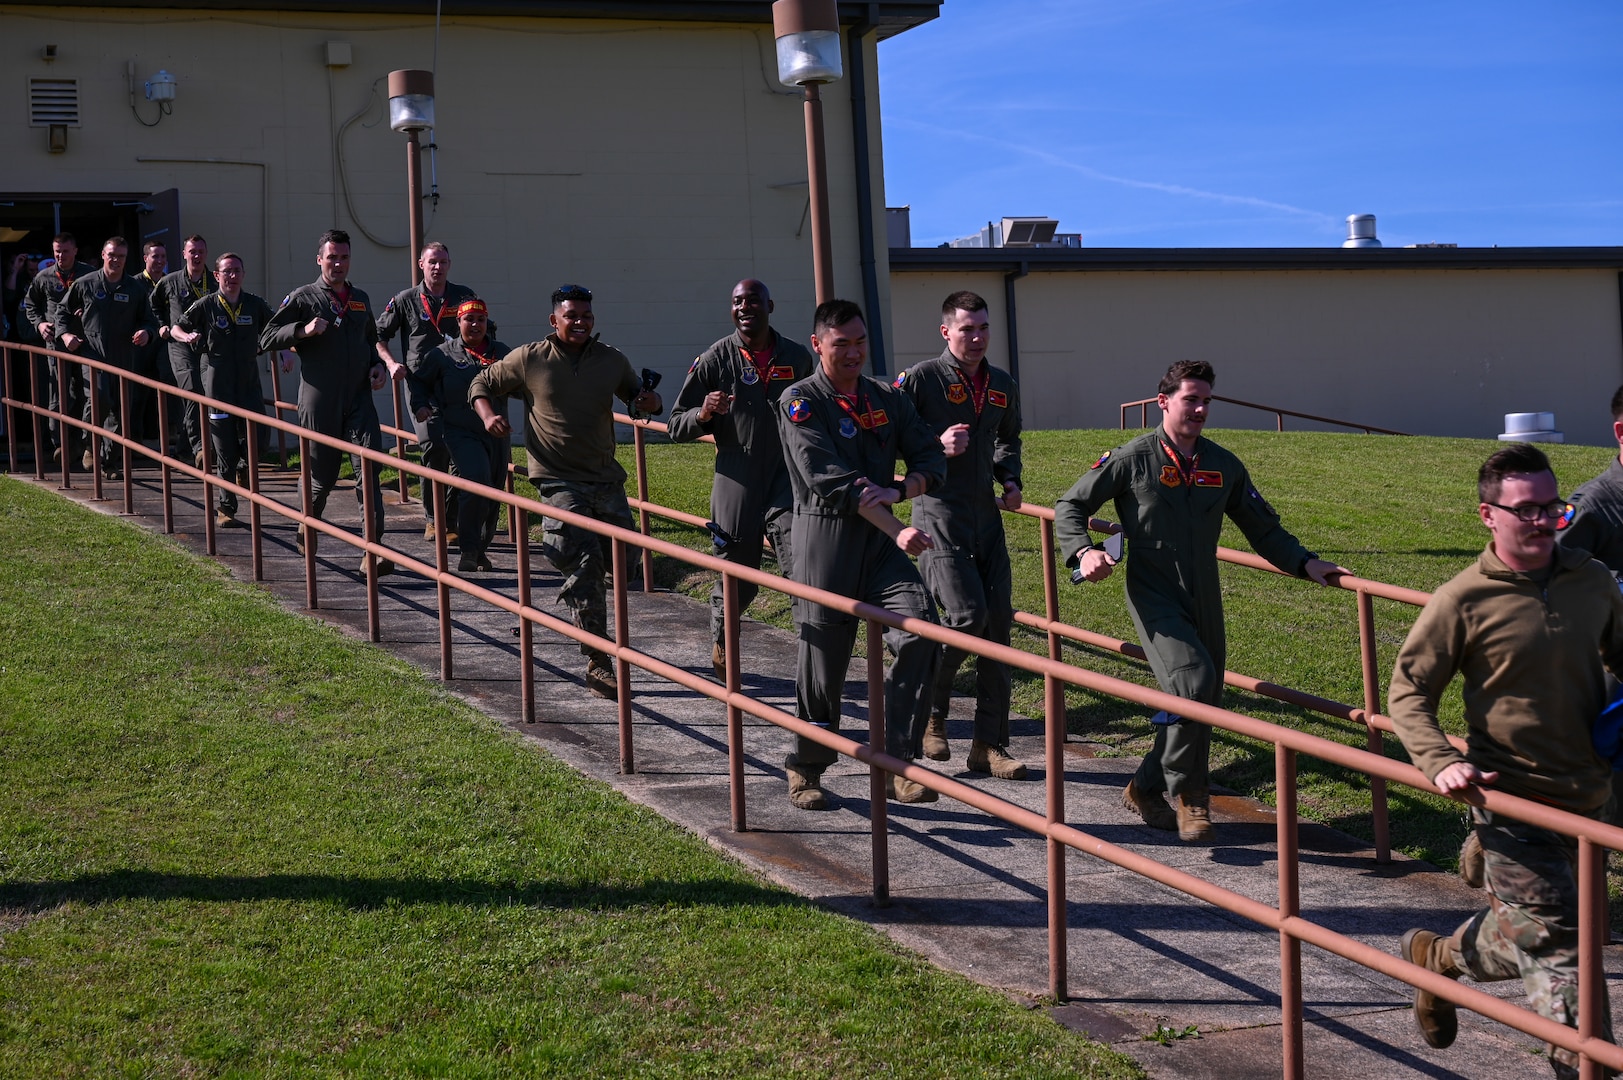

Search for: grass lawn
xmin=630 ymin=428 xmax=1618 ymax=872
xmin=0 ymin=476 xmax=1141 ymax=1078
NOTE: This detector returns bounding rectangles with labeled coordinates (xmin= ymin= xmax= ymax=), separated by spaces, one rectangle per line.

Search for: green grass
xmin=633 ymin=429 xmax=1618 ymax=872
xmin=0 ymin=476 xmax=1141 ymax=1079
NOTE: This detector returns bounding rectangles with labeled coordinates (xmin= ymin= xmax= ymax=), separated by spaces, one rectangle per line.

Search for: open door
xmin=139 ymin=188 xmax=180 ymax=259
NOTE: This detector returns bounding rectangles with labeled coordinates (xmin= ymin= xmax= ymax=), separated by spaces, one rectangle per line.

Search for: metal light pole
xmin=772 ymin=0 xmax=843 ymax=304
xmin=387 ymin=69 xmax=435 ymax=285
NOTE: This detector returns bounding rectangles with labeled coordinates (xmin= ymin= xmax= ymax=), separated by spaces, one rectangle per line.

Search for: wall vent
xmin=29 ymin=77 xmax=80 ymax=127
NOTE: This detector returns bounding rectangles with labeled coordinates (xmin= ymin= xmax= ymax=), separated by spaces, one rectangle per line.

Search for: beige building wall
xmin=3 ymin=6 xmax=889 ymax=408
xmin=890 ymin=267 xmax=1623 ymax=445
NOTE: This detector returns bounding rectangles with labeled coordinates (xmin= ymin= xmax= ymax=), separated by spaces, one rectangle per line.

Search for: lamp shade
xmin=387 ymin=69 xmax=435 ymax=132
xmin=772 ymin=0 xmax=843 ymax=85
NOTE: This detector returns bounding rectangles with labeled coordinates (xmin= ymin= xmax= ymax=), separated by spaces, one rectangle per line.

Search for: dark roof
xmin=889 ymin=246 xmax=1623 ymax=272
xmin=20 ymin=0 xmax=940 ymax=38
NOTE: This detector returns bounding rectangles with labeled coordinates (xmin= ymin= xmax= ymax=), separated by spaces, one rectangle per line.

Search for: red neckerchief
xmin=957 ymin=362 xmax=990 ymax=415
xmin=1157 ymin=435 xmax=1198 ymax=487
xmin=745 ymin=342 xmax=774 ymax=386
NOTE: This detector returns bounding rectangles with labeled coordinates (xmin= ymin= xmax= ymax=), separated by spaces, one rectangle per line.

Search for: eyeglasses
xmin=1485 ymin=499 xmax=1568 ymax=523
xmin=552 ymin=284 xmax=592 ymax=303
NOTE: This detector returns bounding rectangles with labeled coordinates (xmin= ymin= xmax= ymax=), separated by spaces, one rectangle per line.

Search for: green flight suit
xmin=1054 ymin=426 xmax=1315 ymax=798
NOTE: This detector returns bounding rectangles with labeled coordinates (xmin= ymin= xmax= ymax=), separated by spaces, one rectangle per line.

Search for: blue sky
xmin=878 ymin=0 xmax=1623 ymax=249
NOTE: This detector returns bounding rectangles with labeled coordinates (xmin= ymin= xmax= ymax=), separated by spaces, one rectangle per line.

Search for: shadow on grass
xmin=0 ymin=870 xmax=809 ymax=914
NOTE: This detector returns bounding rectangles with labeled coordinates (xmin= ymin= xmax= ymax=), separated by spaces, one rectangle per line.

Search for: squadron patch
xmin=1090 ymin=450 xmax=1112 ymax=470
xmin=740 ymin=365 xmax=759 ymax=385
xmin=947 ymin=383 xmax=968 ymax=404
xmin=786 ymin=397 xmax=811 ymax=423
xmin=215 ymin=315 xmax=230 ymax=329
xmin=988 ymin=389 xmax=1008 ymax=408
xmin=1160 ymin=465 xmax=1183 ymax=488
xmin=1557 ymin=501 xmax=1577 ymax=530
xmin=348 ymin=300 xmax=366 ymax=311
xmin=769 ymin=366 xmax=796 ymax=381
xmin=892 ymin=371 xmax=907 ymax=388
xmin=688 ymin=356 xmax=701 ymax=373
xmin=1192 ymin=470 xmax=1223 ymax=488
xmin=838 ymin=416 xmax=858 ymax=438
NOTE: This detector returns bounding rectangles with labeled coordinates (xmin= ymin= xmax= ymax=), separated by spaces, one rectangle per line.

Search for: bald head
xmin=730 ymin=278 xmax=774 ymax=346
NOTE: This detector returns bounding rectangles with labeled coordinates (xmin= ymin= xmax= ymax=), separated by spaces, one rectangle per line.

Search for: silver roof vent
xmin=1342 ymin=213 xmax=1381 ymax=248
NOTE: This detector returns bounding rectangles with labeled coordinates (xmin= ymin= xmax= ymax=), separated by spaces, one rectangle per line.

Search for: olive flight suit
xmin=153 ymin=267 xmax=218 ymax=459
xmin=54 ymin=269 xmax=160 ymax=471
xmin=377 ymin=281 xmax=483 ymax=524
xmin=895 ymin=349 xmax=1023 ymax=746
xmin=27 ymin=260 xmax=97 ymax=457
xmin=1558 ymin=457 xmax=1623 ymax=586
xmin=777 ymin=368 xmax=948 ymax=767
xmin=260 ymin=279 xmax=385 ymax=537
xmin=1054 ymin=427 xmax=1315 ymax=799
xmin=178 ymin=290 xmax=274 ymax=517
xmin=418 ymin=334 xmax=510 ymax=562
xmin=668 ymin=329 xmax=814 ymax=644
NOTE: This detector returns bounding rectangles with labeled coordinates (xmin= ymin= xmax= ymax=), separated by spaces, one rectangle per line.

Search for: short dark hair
xmin=813 ymin=299 xmax=865 ymax=335
xmin=1158 ymin=360 xmax=1215 ymax=396
xmin=215 ymin=252 xmax=244 ymax=269
xmin=183 ymin=234 xmax=207 ymax=248
xmin=102 ymin=236 xmax=129 ymax=253
xmin=941 ymin=290 xmax=988 ymax=318
xmin=317 ymin=229 xmax=351 ymax=252
xmin=52 ymin=232 xmax=76 ymax=246
xmin=1478 ymin=444 xmax=1554 ymax=504
xmin=142 ymin=239 xmax=166 ymax=257
xmin=551 ymin=283 xmax=593 ymax=309
xmin=1609 ymin=384 xmax=1623 ymax=423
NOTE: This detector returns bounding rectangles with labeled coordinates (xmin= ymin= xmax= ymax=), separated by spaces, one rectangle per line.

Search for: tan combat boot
xmin=785 ymin=754 xmax=830 ymax=811
xmin=1458 ymin=829 xmax=1484 ymax=889
xmin=1400 ymin=928 xmax=1463 ymax=1048
xmin=1123 ymin=779 xmax=1177 ymax=831
xmin=967 ymin=741 xmax=1028 ymax=780
xmin=712 ymin=642 xmax=727 ymax=681
xmin=1173 ymin=790 xmax=1214 ymax=842
xmin=922 ymin=716 xmax=950 ymax=761
xmin=887 ymin=772 xmax=939 ymax=804
xmin=586 ymin=654 xmax=617 ymax=701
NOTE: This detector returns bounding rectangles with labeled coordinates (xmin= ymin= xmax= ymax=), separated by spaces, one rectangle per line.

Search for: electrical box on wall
xmin=324 ymin=41 xmax=352 ymax=67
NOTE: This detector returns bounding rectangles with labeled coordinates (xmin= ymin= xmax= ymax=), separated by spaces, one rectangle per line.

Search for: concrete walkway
xmin=15 ymin=457 xmax=1618 ymax=1079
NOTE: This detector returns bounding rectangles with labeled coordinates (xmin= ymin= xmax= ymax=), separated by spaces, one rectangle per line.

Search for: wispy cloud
xmin=890 ymin=117 xmax=1336 ymax=225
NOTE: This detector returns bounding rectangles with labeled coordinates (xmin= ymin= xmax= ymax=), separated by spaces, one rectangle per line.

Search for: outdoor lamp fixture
xmin=772 ymin=0 xmax=843 ymax=303
xmin=128 ymin=62 xmax=177 ymax=127
xmin=387 ymin=68 xmax=435 ymax=284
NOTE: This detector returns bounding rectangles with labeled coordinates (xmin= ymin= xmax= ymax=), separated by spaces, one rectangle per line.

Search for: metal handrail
xmin=4 ymin=341 xmax=1615 ymax=1078
xmin=1120 ymin=393 xmax=1411 ymax=435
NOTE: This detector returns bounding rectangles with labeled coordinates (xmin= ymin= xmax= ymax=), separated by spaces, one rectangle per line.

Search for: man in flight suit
xmin=376 ymin=241 xmax=478 ymax=539
xmin=54 ymin=236 xmax=159 ymax=478
xmin=776 ymin=299 xmax=948 ymax=810
xmin=668 ymin=278 xmax=814 ymax=679
xmin=469 ymin=284 xmax=662 ymax=701
xmin=260 ymin=229 xmax=396 ymax=574
xmin=175 ymin=252 xmax=285 ymax=526
xmin=896 ymin=290 xmax=1027 ymax=781
xmin=25 ymin=233 xmax=96 ymax=463
xmin=1055 ymin=360 xmax=1347 ymax=841
xmin=152 ymin=235 xmax=217 ymax=465
xmin=1556 ymin=384 xmax=1623 ymax=583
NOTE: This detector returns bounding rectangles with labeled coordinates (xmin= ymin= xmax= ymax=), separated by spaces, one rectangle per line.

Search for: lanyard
xmin=218 ymin=293 xmax=244 ymax=326
xmin=185 ymin=273 xmax=209 ymax=303
xmin=1157 ymin=436 xmax=1199 ymax=488
xmin=834 ymin=389 xmax=877 ymax=431
xmin=54 ymin=265 xmax=75 ymax=290
xmin=464 ymin=340 xmax=496 ymax=366
xmin=955 ymin=363 xmax=989 ymax=415
xmin=745 ymin=344 xmax=774 ymax=385
xmin=420 ymin=288 xmax=448 ymax=329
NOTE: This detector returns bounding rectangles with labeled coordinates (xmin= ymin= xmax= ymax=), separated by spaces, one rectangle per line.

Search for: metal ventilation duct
xmin=1342 ymin=213 xmax=1381 ymax=248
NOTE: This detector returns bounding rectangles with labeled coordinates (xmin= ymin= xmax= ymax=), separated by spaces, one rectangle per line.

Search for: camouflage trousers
xmin=1456 ymin=810 xmax=1612 ymax=1052
xmin=536 ymin=479 xmax=634 ymax=660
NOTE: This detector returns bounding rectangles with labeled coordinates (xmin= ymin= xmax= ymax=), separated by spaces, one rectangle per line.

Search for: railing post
xmin=516 ymin=506 xmax=536 ymax=724
xmin=87 ymin=369 xmax=103 ymax=500
xmin=613 ymin=534 xmax=634 ymax=773
xmin=390 ymin=376 xmax=410 ymax=503
xmin=1040 ymin=515 xmax=1068 ymax=1001
xmin=247 ymin=419 xmax=264 ymax=581
xmin=362 ymin=455 xmax=380 ymax=642
xmin=1579 ymin=835 xmax=1603 ymax=1080
xmin=118 ymin=374 xmax=133 ymax=512
xmin=867 ymin=618 xmax=890 ymax=907
xmin=435 ymin=481 xmax=452 ymax=682
xmin=56 ymin=354 xmax=73 ymax=490
xmin=269 ymin=355 xmax=289 ymax=467
xmin=633 ymin=422 xmax=654 ymax=592
xmin=157 ymin=377 xmax=175 ymax=533
xmin=300 ymin=435 xmax=318 ymax=610
xmin=723 ymin=573 xmax=746 ymax=832
xmin=3 ymin=344 xmax=16 ymax=474
xmin=1357 ymin=588 xmax=1391 ymax=863
xmin=1277 ymin=744 xmax=1304 ymax=1080
xmin=202 ymin=397 xmax=218 ymax=553
xmin=30 ymin=349 xmax=47 ymax=481
xmin=505 ymin=467 xmax=518 ymax=543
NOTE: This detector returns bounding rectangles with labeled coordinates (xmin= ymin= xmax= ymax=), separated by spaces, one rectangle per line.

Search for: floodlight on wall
xmin=127 ymin=61 xmax=174 ymax=127
xmin=145 ymin=70 xmax=176 ymax=103
xmin=772 ymin=0 xmax=843 ymax=303
xmin=387 ymin=69 xmax=435 ymax=285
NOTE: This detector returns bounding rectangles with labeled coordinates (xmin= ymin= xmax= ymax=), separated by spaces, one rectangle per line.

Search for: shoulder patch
xmin=1557 ymin=501 xmax=1577 ymax=531
xmin=383 ymin=298 xmax=396 ymax=313
xmin=786 ymin=397 xmax=811 ymax=423
xmin=1090 ymin=450 xmax=1112 ymax=470
xmin=280 ymin=293 xmax=293 ymax=307
xmin=893 ymin=371 xmax=907 ymax=388
xmin=689 ymin=356 xmax=701 ymax=373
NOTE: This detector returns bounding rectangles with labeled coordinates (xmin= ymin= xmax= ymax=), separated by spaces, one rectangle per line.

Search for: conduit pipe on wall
xmin=847 ymin=16 xmax=887 ymax=376
xmin=1004 ymin=260 xmax=1028 ymax=384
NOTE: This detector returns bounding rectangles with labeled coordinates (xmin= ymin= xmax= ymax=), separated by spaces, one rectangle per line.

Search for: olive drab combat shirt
xmin=894 ymin=348 xmax=1022 ymax=550
xmin=1054 ymin=426 xmax=1315 ymax=629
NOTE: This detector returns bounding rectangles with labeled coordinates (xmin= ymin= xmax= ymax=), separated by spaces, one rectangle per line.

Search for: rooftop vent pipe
xmin=1342 ymin=214 xmax=1381 ymax=248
